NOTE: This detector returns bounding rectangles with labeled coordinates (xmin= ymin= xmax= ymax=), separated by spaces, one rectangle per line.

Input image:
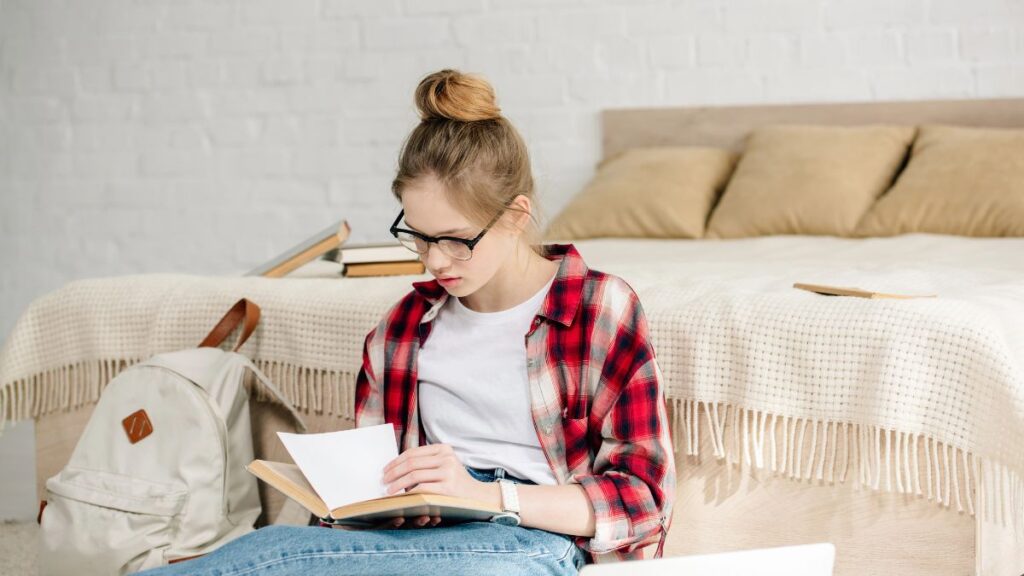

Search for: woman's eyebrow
xmin=404 ymin=219 xmax=472 ymax=235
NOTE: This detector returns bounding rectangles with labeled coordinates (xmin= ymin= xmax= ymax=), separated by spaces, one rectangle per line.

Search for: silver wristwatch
xmin=490 ymin=479 xmax=521 ymax=526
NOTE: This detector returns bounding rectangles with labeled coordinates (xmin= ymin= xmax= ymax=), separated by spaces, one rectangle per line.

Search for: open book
xmin=247 ymin=424 xmax=500 ymax=527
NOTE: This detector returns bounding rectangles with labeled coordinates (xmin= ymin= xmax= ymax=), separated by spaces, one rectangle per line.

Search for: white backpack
xmin=39 ymin=298 xmax=306 ymax=575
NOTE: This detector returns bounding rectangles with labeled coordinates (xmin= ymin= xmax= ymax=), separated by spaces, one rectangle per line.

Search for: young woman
xmin=136 ymin=69 xmax=675 ymax=576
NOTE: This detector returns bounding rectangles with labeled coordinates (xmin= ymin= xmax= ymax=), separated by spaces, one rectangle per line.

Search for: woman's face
xmin=399 ymin=174 xmax=513 ymax=297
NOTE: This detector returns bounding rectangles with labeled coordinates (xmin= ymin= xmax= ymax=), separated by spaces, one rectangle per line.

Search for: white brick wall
xmin=1 ymin=0 xmax=1022 ymax=520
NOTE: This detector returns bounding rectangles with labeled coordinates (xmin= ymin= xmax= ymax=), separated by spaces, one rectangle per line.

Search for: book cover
xmin=343 ymin=261 xmax=426 ymax=278
xmin=246 ymin=220 xmax=351 ymax=278
xmin=793 ymin=282 xmax=936 ymax=300
xmin=340 ymin=242 xmax=418 ymax=265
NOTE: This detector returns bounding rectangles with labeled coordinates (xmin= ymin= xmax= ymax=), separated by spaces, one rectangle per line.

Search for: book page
xmin=277 ymin=423 xmax=401 ymax=512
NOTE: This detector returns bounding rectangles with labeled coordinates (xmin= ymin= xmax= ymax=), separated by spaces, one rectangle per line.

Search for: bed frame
xmin=35 ymin=97 xmax=1024 ymax=575
xmin=602 ymin=97 xmax=1024 ymax=156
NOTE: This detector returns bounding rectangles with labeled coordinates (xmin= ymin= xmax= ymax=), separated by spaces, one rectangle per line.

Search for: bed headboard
xmin=601 ymin=98 xmax=1024 ymax=160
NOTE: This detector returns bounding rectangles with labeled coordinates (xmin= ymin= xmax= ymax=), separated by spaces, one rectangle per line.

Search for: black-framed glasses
xmin=389 ymin=201 xmax=511 ymax=262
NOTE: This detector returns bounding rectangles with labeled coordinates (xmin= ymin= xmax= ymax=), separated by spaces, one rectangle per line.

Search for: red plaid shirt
xmin=354 ymin=243 xmax=675 ymax=564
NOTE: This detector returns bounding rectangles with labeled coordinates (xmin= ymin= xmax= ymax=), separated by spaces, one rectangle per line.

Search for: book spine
xmin=343 ymin=262 xmax=426 ymax=278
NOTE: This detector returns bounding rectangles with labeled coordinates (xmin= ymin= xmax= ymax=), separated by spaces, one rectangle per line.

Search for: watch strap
xmin=497 ymin=479 xmax=520 ymax=514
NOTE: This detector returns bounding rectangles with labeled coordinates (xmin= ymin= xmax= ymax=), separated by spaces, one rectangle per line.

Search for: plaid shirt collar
xmin=410 ymin=243 xmax=587 ymax=327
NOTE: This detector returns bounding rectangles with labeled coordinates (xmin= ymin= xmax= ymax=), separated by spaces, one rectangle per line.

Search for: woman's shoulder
xmin=581 ymin=267 xmax=642 ymax=312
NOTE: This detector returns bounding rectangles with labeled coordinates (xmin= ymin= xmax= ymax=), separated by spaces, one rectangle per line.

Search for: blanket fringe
xmin=0 ymin=358 xmax=142 ymax=433
xmin=2 ymin=362 xmax=1020 ymax=538
xmin=249 ymin=359 xmax=357 ymax=421
xmin=0 ymin=358 xmax=359 ymax=436
xmin=669 ymin=398 xmax=1023 ymax=537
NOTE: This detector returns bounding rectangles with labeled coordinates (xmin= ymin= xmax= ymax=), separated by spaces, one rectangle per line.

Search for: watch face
xmin=491 ymin=513 xmax=520 ymax=527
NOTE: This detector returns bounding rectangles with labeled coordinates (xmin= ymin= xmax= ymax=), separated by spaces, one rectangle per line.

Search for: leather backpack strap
xmin=198 ymin=298 xmax=261 ymax=352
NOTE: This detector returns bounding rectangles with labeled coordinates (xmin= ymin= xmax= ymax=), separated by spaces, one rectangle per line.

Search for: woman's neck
xmin=457 ymin=245 xmax=559 ymax=313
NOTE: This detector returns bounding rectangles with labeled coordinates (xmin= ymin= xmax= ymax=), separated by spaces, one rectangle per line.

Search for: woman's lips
xmin=438 ymin=277 xmax=461 ymax=287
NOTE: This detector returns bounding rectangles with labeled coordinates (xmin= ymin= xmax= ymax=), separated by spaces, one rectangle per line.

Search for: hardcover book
xmin=793 ymin=282 xmax=936 ymax=299
xmin=247 ymin=424 xmax=499 ymax=527
xmin=246 ymin=220 xmax=351 ymax=278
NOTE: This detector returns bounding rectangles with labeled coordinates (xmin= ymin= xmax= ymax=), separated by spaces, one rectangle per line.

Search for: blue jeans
xmin=133 ymin=466 xmax=586 ymax=575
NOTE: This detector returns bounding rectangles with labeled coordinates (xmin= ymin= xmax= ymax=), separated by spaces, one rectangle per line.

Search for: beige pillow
xmin=544 ymin=147 xmax=738 ymax=240
xmin=704 ymin=124 xmax=916 ymax=238
xmin=855 ymin=124 xmax=1024 ymax=237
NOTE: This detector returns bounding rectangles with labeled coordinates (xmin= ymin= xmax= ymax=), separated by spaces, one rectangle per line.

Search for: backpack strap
xmin=199 ymin=298 xmax=307 ymax=433
xmin=199 ymin=298 xmax=260 ymax=352
xmin=242 ymin=358 xmax=308 ymax=433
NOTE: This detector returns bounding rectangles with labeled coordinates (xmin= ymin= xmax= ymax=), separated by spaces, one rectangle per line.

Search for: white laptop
xmin=579 ymin=543 xmax=836 ymax=576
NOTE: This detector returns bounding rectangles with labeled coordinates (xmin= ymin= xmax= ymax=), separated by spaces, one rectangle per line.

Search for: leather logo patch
xmin=122 ymin=409 xmax=153 ymax=444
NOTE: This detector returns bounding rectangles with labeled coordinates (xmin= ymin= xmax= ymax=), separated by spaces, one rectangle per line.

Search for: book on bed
xmin=343 ymin=261 xmax=426 ymax=277
xmin=246 ymin=220 xmax=351 ymax=278
xmin=247 ymin=423 xmax=500 ymax=527
xmin=793 ymin=282 xmax=936 ymax=299
xmin=339 ymin=242 xmax=418 ymax=265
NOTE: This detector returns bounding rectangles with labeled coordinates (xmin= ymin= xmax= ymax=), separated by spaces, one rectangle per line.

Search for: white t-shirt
xmin=417 ymin=275 xmax=557 ymax=485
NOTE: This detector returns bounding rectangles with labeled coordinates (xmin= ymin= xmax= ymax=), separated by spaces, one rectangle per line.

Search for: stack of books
xmin=340 ymin=243 xmax=425 ymax=278
xmin=244 ymin=218 xmax=425 ymax=278
xmin=246 ymin=220 xmax=351 ymax=278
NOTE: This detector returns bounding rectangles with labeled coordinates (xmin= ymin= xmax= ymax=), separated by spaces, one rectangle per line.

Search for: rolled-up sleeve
xmin=572 ymin=285 xmax=676 ymax=556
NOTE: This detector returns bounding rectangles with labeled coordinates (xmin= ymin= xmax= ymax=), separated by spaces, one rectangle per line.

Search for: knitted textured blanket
xmin=2 ymin=235 xmax=1023 ymax=533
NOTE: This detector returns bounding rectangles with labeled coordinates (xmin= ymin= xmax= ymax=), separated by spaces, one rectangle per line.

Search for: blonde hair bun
xmin=414 ymin=69 xmax=502 ymax=122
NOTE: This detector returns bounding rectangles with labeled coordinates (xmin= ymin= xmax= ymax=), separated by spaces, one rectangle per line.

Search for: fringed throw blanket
xmin=2 ymin=235 xmax=1023 ymax=534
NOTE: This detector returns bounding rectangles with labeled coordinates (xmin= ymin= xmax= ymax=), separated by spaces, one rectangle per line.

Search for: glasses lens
xmin=438 ymin=239 xmax=472 ymax=261
xmin=395 ymin=232 xmax=428 ymax=254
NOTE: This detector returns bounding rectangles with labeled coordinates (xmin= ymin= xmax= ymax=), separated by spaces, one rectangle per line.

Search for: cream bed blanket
xmin=2 ymin=234 xmax=1022 ymax=532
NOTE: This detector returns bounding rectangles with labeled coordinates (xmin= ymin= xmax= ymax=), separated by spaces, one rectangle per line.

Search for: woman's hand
xmin=381 ymin=443 xmax=495 ymax=510
xmin=337 ymin=443 xmax=482 ymax=531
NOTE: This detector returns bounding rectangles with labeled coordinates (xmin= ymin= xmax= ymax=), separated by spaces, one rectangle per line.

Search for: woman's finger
xmin=388 ymin=468 xmax=446 ymax=494
xmin=380 ymin=516 xmax=404 ymax=528
xmin=384 ymin=444 xmax=450 ymax=475
xmin=405 ymin=482 xmax=445 ymax=496
xmin=383 ymin=454 xmax=444 ymax=484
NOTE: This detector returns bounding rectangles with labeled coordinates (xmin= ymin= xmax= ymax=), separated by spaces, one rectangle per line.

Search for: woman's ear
xmin=507 ymin=194 xmax=533 ymax=236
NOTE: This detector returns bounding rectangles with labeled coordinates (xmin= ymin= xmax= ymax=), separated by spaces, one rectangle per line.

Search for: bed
xmin=3 ymin=97 xmax=1024 ymax=575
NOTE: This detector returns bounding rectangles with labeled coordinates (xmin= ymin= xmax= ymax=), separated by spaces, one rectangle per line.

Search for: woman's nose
xmin=424 ymin=242 xmax=452 ymax=271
